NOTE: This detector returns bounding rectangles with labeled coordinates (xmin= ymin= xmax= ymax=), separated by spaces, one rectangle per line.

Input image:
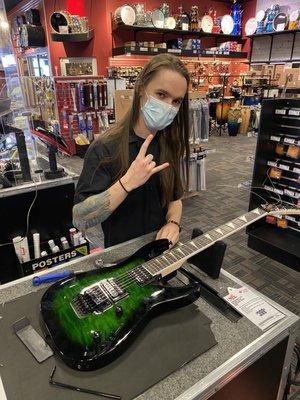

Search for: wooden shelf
xmin=112 ymin=46 xmax=248 ymax=59
xmin=113 ymin=24 xmax=243 ymax=41
xmin=51 ymin=29 xmax=94 ymax=42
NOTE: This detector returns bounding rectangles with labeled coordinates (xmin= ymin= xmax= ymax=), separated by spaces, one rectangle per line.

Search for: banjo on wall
xmin=40 ymin=204 xmax=299 ymax=371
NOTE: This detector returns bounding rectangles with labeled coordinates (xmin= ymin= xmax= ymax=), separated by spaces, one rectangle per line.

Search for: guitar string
xmin=92 ymin=187 xmax=290 ymax=292
xmin=115 ymin=184 xmax=292 ymax=291
xmin=112 ymin=190 xmax=273 ymax=291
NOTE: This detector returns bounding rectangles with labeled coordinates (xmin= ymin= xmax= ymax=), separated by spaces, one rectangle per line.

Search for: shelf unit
xmin=247 ymin=98 xmax=300 ymax=271
xmin=112 ymin=24 xmax=243 ymax=40
xmin=112 ymin=22 xmax=245 ymax=59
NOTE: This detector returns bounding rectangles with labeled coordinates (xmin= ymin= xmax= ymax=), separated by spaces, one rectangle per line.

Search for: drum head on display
xmin=273 ymin=12 xmax=288 ymax=31
xmin=202 ymin=15 xmax=213 ymax=33
xmin=152 ymin=9 xmax=164 ymax=28
xmin=256 ymin=9 xmax=265 ymax=22
xmin=221 ymin=14 xmax=234 ymax=35
xmin=50 ymin=11 xmax=71 ymax=32
xmin=164 ymin=16 xmax=176 ymax=29
xmin=245 ymin=17 xmax=258 ymax=35
xmin=289 ymin=10 xmax=299 ymax=22
xmin=119 ymin=5 xmax=136 ymax=25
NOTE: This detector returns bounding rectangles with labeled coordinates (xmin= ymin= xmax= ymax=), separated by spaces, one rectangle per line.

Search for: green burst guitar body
xmin=41 ymin=239 xmax=201 ymax=371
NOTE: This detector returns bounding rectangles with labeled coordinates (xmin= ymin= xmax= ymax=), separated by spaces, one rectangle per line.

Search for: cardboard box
xmin=114 ymin=89 xmax=134 ymax=122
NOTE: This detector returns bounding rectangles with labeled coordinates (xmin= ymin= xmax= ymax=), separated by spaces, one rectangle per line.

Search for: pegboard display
xmin=54 ymin=77 xmax=113 ymax=155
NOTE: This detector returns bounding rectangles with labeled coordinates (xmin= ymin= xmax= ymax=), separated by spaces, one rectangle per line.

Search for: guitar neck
xmin=143 ymin=208 xmax=268 ymax=278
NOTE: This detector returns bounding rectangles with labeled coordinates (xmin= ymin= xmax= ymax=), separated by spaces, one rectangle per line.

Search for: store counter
xmin=0 ymin=233 xmax=298 ymax=400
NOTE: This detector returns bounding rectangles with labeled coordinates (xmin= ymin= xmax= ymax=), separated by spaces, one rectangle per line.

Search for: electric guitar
xmin=41 ymin=205 xmax=299 ymax=371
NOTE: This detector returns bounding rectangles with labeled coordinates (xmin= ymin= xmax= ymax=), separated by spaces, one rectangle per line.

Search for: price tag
xmin=296 ymin=192 xmax=300 ymax=199
xmin=139 ymin=47 xmax=148 ymax=52
xmin=224 ymin=286 xmax=285 ymax=331
xmin=279 ymin=164 xmax=290 ymax=171
xmin=275 ymin=109 xmax=286 ymax=115
xmin=264 ymin=185 xmax=273 ymax=192
xmin=270 ymin=135 xmax=281 ymax=142
xmin=167 ymin=49 xmax=181 ymax=54
xmin=267 ymin=161 xmax=277 ymax=167
xmin=293 ymin=167 xmax=300 ymax=174
xmin=284 ymin=189 xmax=295 ymax=197
xmin=288 ymin=109 xmax=300 ymax=116
xmin=274 ymin=188 xmax=284 ymax=194
xmin=286 ymin=215 xmax=296 ymax=222
xmin=284 ymin=138 xmax=295 ymax=145
xmin=153 ymin=48 xmax=158 ymax=52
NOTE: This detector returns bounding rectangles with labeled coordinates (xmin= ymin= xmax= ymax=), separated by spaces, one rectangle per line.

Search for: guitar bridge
xmin=71 ymin=279 xmax=127 ymax=318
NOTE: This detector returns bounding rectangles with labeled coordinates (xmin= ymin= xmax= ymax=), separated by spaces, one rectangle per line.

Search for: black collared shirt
xmin=74 ymin=132 xmax=181 ymax=247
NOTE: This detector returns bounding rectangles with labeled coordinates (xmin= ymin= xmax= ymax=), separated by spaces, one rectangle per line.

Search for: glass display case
xmin=0 ymin=0 xmax=38 ymax=188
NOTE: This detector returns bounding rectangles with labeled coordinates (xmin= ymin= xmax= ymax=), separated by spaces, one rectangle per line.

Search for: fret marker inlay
xmin=204 ymin=234 xmax=213 ymax=241
xmin=239 ymin=216 xmax=247 ymax=222
xmin=216 ymin=228 xmax=223 ymax=235
xmin=227 ymin=222 xmax=235 ymax=229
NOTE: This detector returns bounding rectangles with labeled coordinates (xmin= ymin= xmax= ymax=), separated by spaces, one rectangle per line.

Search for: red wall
xmin=9 ymin=0 xmax=257 ymax=76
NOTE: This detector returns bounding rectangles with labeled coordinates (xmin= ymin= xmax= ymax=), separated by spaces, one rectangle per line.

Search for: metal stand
xmin=44 ymin=144 xmax=65 ymax=180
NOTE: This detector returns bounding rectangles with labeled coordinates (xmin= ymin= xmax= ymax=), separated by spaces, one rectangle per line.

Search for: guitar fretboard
xmin=142 ymin=208 xmax=267 ymax=277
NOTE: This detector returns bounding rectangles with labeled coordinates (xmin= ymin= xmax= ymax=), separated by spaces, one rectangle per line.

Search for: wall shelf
xmin=112 ymin=46 xmax=247 ymax=59
xmin=51 ymin=29 xmax=94 ymax=42
xmin=112 ymin=24 xmax=243 ymax=41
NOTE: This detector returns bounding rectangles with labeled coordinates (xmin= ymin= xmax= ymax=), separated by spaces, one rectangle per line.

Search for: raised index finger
xmin=138 ymin=134 xmax=153 ymax=158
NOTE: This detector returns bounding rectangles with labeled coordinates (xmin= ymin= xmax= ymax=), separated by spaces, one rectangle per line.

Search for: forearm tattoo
xmin=73 ymin=190 xmax=111 ymax=233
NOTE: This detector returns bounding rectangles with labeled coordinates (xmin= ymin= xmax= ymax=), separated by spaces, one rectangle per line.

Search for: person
xmin=73 ymin=54 xmax=190 ymax=248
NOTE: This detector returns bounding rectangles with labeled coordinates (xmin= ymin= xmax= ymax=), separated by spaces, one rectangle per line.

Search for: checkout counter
xmin=0 ymin=232 xmax=298 ymax=400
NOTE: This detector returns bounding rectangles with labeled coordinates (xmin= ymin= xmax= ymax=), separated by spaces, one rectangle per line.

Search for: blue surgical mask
xmin=141 ymin=93 xmax=179 ymax=131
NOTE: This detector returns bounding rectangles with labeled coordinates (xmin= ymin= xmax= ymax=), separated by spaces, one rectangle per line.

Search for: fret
xmin=184 ymin=243 xmax=198 ymax=252
xmin=239 ymin=215 xmax=248 ymax=222
xmin=226 ymin=222 xmax=236 ymax=229
xmin=218 ymin=224 xmax=232 ymax=234
xmin=168 ymin=251 xmax=180 ymax=261
xmin=174 ymin=247 xmax=186 ymax=257
xmin=231 ymin=218 xmax=245 ymax=228
xmin=178 ymin=245 xmax=192 ymax=256
xmin=208 ymin=230 xmax=222 ymax=240
xmin=160 ymin=254 xmax=174 ymax=265
xmin=146 ymin=259 xmax=162 ymax=273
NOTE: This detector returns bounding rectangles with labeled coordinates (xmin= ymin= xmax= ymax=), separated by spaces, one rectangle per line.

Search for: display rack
xmin=111 ymin=18 xmax=246 ymax=60
xmin=247 ymin=98 xmax=300 ymax=271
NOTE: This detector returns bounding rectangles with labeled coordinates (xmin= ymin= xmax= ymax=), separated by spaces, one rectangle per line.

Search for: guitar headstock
xmin=262 ymin=203 xmax=300 ymax=217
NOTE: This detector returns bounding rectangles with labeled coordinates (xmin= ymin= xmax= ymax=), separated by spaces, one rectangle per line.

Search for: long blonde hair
xmin=100 ymin=54 xmax=190 ymax=207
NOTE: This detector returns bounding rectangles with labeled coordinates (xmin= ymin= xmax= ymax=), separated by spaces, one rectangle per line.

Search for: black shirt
xmin=74 ymin=132 xmax=181 ymax=247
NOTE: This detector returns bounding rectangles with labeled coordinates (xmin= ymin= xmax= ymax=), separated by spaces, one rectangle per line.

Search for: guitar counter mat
xmin=0 ymin=288 xmax=217 ymax=400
